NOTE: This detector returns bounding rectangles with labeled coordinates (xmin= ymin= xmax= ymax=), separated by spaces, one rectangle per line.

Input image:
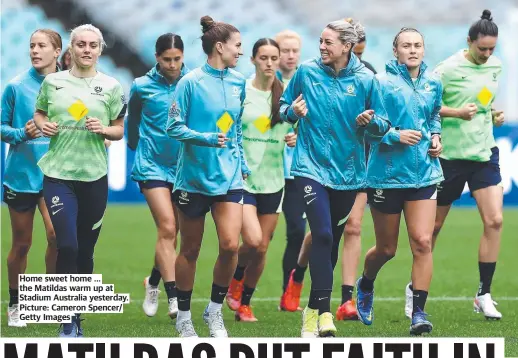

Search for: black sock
xmin=341 ymin=285 xmax=354 ymax=304
xmin=149 ymin=267 xmax=161 ymax=287
xmin=359 ymin=274 xmax=375 ymax=292
xmin=210 ymin=283 xmax=228 ymax=304
xmin=241 ymin=285 xmax=255 ymax=306
xmin=409 ymin=284 xmax=413 ymax=291
xmin=293 ymin=264 xmax=307 ymax=283
xmin=9 ymin=288 xmax=19 ymax=307
xmin=164 ymin=281 xmax=177 ymax=300
xmin=478 ymin=262 xmax=496 ymax=296
xmin=177 ymin=289 xmax=193 ymax=311
xmin=412 ymin=290 xmax=428 ymax=315
xmin=233 ymin=265 xmax=246 ymax=281
xmin=308 ymin=289 xmax=331 ymax=315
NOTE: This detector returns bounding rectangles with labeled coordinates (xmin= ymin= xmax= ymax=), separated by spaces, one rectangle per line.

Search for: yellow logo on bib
xmin=68 ymin=100 xmax=89 ymax=121
xmin=216 ymin=112 xmax=234 ymax=133
xmin=253 ymin=115 xmax=271 ymax=134
xmin=477 ymin=86 xmax=493 ymax=107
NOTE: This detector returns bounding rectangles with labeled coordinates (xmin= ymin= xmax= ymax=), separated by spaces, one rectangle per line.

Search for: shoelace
xmin=359 ymin=291 xmax=373 ymax=309
xmin=179 ymin=320 xmax=196 ymax=336
xmin=209 ymin=311 xmax=225 ymax=331
xmin=147 ymin=288 xmax=160 ymax=303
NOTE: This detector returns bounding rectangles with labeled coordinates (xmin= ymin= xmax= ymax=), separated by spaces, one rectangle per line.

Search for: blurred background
xmin=1 ymin=0 xmax=518 ymax=205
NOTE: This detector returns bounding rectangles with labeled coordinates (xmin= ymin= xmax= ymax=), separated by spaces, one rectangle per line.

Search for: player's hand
xmin=25 ymin=119 xmax=42 ymax=139
xmin=292 ymin=94 xmax=308 ymax=117
xmin=458 ymin=103 xmax=477 ymax=121
xmin=356 ymin=109 xmax=374 ymax=126
xmin=242 ymin=173 xmax=248 ymax=180
xmin=41 ymin=121 xmax=58 ymax=137
xmin=428 ymin=134 xmax=442 ymax=157
xmin=399 ymin=129 xmax=422 ymax=146
xmin=284 ymin=133 xmax=297 ymax=147
xmin=492 ymin=109 xmax=504 ymax=127
xmin=86 ymin=117 xmax=105 ymax=135
xmin=104 ymin=139 xmax=112 ymax=148
xmin=217 ymin=133 xmax=229 ymax=148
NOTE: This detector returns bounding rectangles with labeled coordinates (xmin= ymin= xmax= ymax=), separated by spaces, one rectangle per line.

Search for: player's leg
xmin=172 ymin=190 xmax=209 ymax=337
xmin=337 ymin=191 xmax=366 ymax=321
xmin=282 ymin=230 xmax=311 ymax=312
xmin=37 ymin=196 xmax=57 ymax=274
xmin=357 ymin=189 xmax=402 ymax=326
xmin=236 ymin=191 xmax=282 ymax=321
xmin=227 ymin=193 xmax=262 ymax=311
xmin=403 ymin=186 xmax=436 ymax=335
xmin=204 ymin=191 xmax=243 ymax=337
xmin=3 ymin=188 xmax=38 ymax=328
xmin=281 ymin=179 xmax=307 ymax=296
xmin=142 ymin=182 xmax=179 ymax=319
xmin=43 ymin=177 xmax=79 ymax=337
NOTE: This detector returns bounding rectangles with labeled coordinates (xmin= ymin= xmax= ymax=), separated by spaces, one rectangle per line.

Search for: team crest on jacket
xmin=169 ymin=101 xmax=180 ymax=119
xmin=232 ymin=86 xmax=241 ymax=97
xmin=346 ymin=85 xmax=355 ymax=96
xmin=424 ymin=83 xmax=432 ymax=92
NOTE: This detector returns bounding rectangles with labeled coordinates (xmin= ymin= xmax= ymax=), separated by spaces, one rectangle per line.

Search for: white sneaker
xmin=203 ymin=306 xmax=228 ymax=337
xmin=301 ymin=306 xmax=319 ymax=338
xmin=142 ymin=277 xmax=160 ymax=317
xmin=474 ymin=293 xmax=502 ymax=320
xmin=405 ymin=283 xmax=413 ymax=319
xmin=168 ymin=297 xmax=178 ymax=320
xmin=8 ymin=305 xmax=27 ymax=327
xmin=176 ymin=319 xmax=198 ymax=337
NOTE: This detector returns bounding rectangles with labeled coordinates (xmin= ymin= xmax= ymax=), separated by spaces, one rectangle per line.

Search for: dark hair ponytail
xmin=200 ymin=15 xmax=239 ymax=55
xmin=155 ymin=33 xmax=184 ymax=56
xmin=252 ymin=38 xmax=283 ymax=127
xmin=469 ymin=9 xmax=498 ymax=41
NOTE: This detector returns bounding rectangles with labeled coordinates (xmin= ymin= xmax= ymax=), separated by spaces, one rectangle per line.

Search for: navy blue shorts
xmin=2 ymin=185 xmax=42 ymax=212
xmin=137 ymin=180 xmax=174 ymax=193
xmin=243 ymin=189 xmax=283 ymax=215
xmin=368 ymin=185 xmax=438 ymax=214
xmin=173 ymin=189 xmax=243 ymax=218
xmin=437 ymin=147 xmax=502 ymax=206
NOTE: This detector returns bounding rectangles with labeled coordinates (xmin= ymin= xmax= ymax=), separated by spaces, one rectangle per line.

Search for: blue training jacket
xmin=127 ymin=64 xmax=188 ymax=185
xmin=1 ymin=67 xmax=50 ymax=193
xmin=166 ymin=62 xmax=250 ymax=195
xmin=366 ymin=60 xmax=444 ymax=188
xmin=279 ymin=54 xmax=389 ymax=190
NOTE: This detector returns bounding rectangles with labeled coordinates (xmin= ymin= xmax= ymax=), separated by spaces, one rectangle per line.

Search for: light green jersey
xmin=434 ymin=49 xmax=502 ymax=162
xmin=242 ymin=79 xmax=291 ymax=194
xmin=36 ymin=70 xmax=125 ymax=181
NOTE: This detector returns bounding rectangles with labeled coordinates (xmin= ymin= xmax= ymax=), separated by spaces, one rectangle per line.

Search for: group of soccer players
xmin=2 ymin=8 xmax=505 ymax=339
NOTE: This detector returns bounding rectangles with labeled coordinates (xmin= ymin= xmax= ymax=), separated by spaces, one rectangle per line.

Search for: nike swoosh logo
xmin=306 ymin=198 xmax=316 ymax=205
xmin=6 ymin=195 xmax=16 ymax=200
xmin=373 ymin=199 xmax=383 ymax=203
xmin=149 ymin=93 xmax=160 ymax=98
xmin=318 ymin=297 xmax=328 ymax=301
xmin=461 ymin=76 xmax=468 ymax=79
xmin=394 ymin=87 xmax=402 ymax=91
xmin=56 ymin=86 xmax=64 ymax=90
xmin=52 ymin=208 xmax=63 ymax=215
xmin=178 ymin=201 xmax=188 ymax=205
xmin=313 ymin=82 xmax=322 ymax=86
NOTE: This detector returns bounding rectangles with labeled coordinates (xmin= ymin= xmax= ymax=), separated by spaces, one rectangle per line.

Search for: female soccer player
xmin=34 ymin=24 xmax=126 ymax=337
xmin=1 ymin=29 xmax=61 ymax=328
xmin=60 ymin=49 xmax=72 ymax=70
xmin=430 ymin=10 xmax=504 ymax=320
xmin=166 ymin=15 xmax=248 ymax=338
xmin=355 ymin=27 xmax=443 ymax=336
xmin=225 ymin=38 xmax=296 ymax=321
xmin=127 ymin=33 xmax=188 ymax=321
xmin=280 ymin=18 xmax=388 ymax=337
xmin=274 ymin=30 xmax=309 ymax=312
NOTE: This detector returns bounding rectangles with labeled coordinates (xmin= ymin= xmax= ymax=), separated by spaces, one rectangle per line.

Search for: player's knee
xmin=158 ymin=220 xmax=177 ymax=240
xmin=12 ymin=241 xmax=32 ymax=259
xmin=182 ymin=244 xmax=202 ymax=262
xmin=483 ymin=214 xmax=503 ymax=232
xmin=411 ymin=234 xmax=433 ymax=256
xmin=380 ymin=245 xmax=397 ymax=260
xmin=219 ymin=238 xmax=239 ymax=256
xmin=312 ymin=227 xmax=333 ymax=248
xmin=344 ymin=218 xmax=361 ymax=238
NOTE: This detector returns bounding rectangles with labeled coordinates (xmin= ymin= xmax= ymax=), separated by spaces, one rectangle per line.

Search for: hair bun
xmin=200 ymin=15 xmax=216 ymax=34
xmin=481 ymin=9 xmax=493 ymax=21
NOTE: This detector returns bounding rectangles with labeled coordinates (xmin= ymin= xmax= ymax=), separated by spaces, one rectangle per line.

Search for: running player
xmin=33 ymin=24 xmax=126 ymax=337
xmin=2 ymin=29 xmax=61 ymax=328
xmin=273 ymin=30 xmax=307 ymax=312
xmin=280 ymin=18 xmax=388 ymax=337
xmin=356 ymin=27 xmax=443 ymax=336
xmin=127 ymin=33 xmax=188 ymax=320
xmin=225 ymin=38 xmax=296 ymax=321
xmin=421 ymin=10 xmax=504 ymax=320
xmin=166 ymin=15 xmax=248 ymax=338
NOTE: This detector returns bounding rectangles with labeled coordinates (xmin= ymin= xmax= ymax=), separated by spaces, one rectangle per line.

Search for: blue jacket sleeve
xmin=237 ymin=82 xmax=251 ymax=176
xmin=429 ymin=80 xmax=443 ymax=135
xmin=126 ymin=80 xmax=142 ymax=151
xmin=364 ymin=76 xmax=392 ymax=138
xmin=279 ymin=67 xmax=303 ymax=124
xmin=1 ymin=84 xmax=27 ymax=145
xmin=166 ymin=78 xmax=218 ymax=147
